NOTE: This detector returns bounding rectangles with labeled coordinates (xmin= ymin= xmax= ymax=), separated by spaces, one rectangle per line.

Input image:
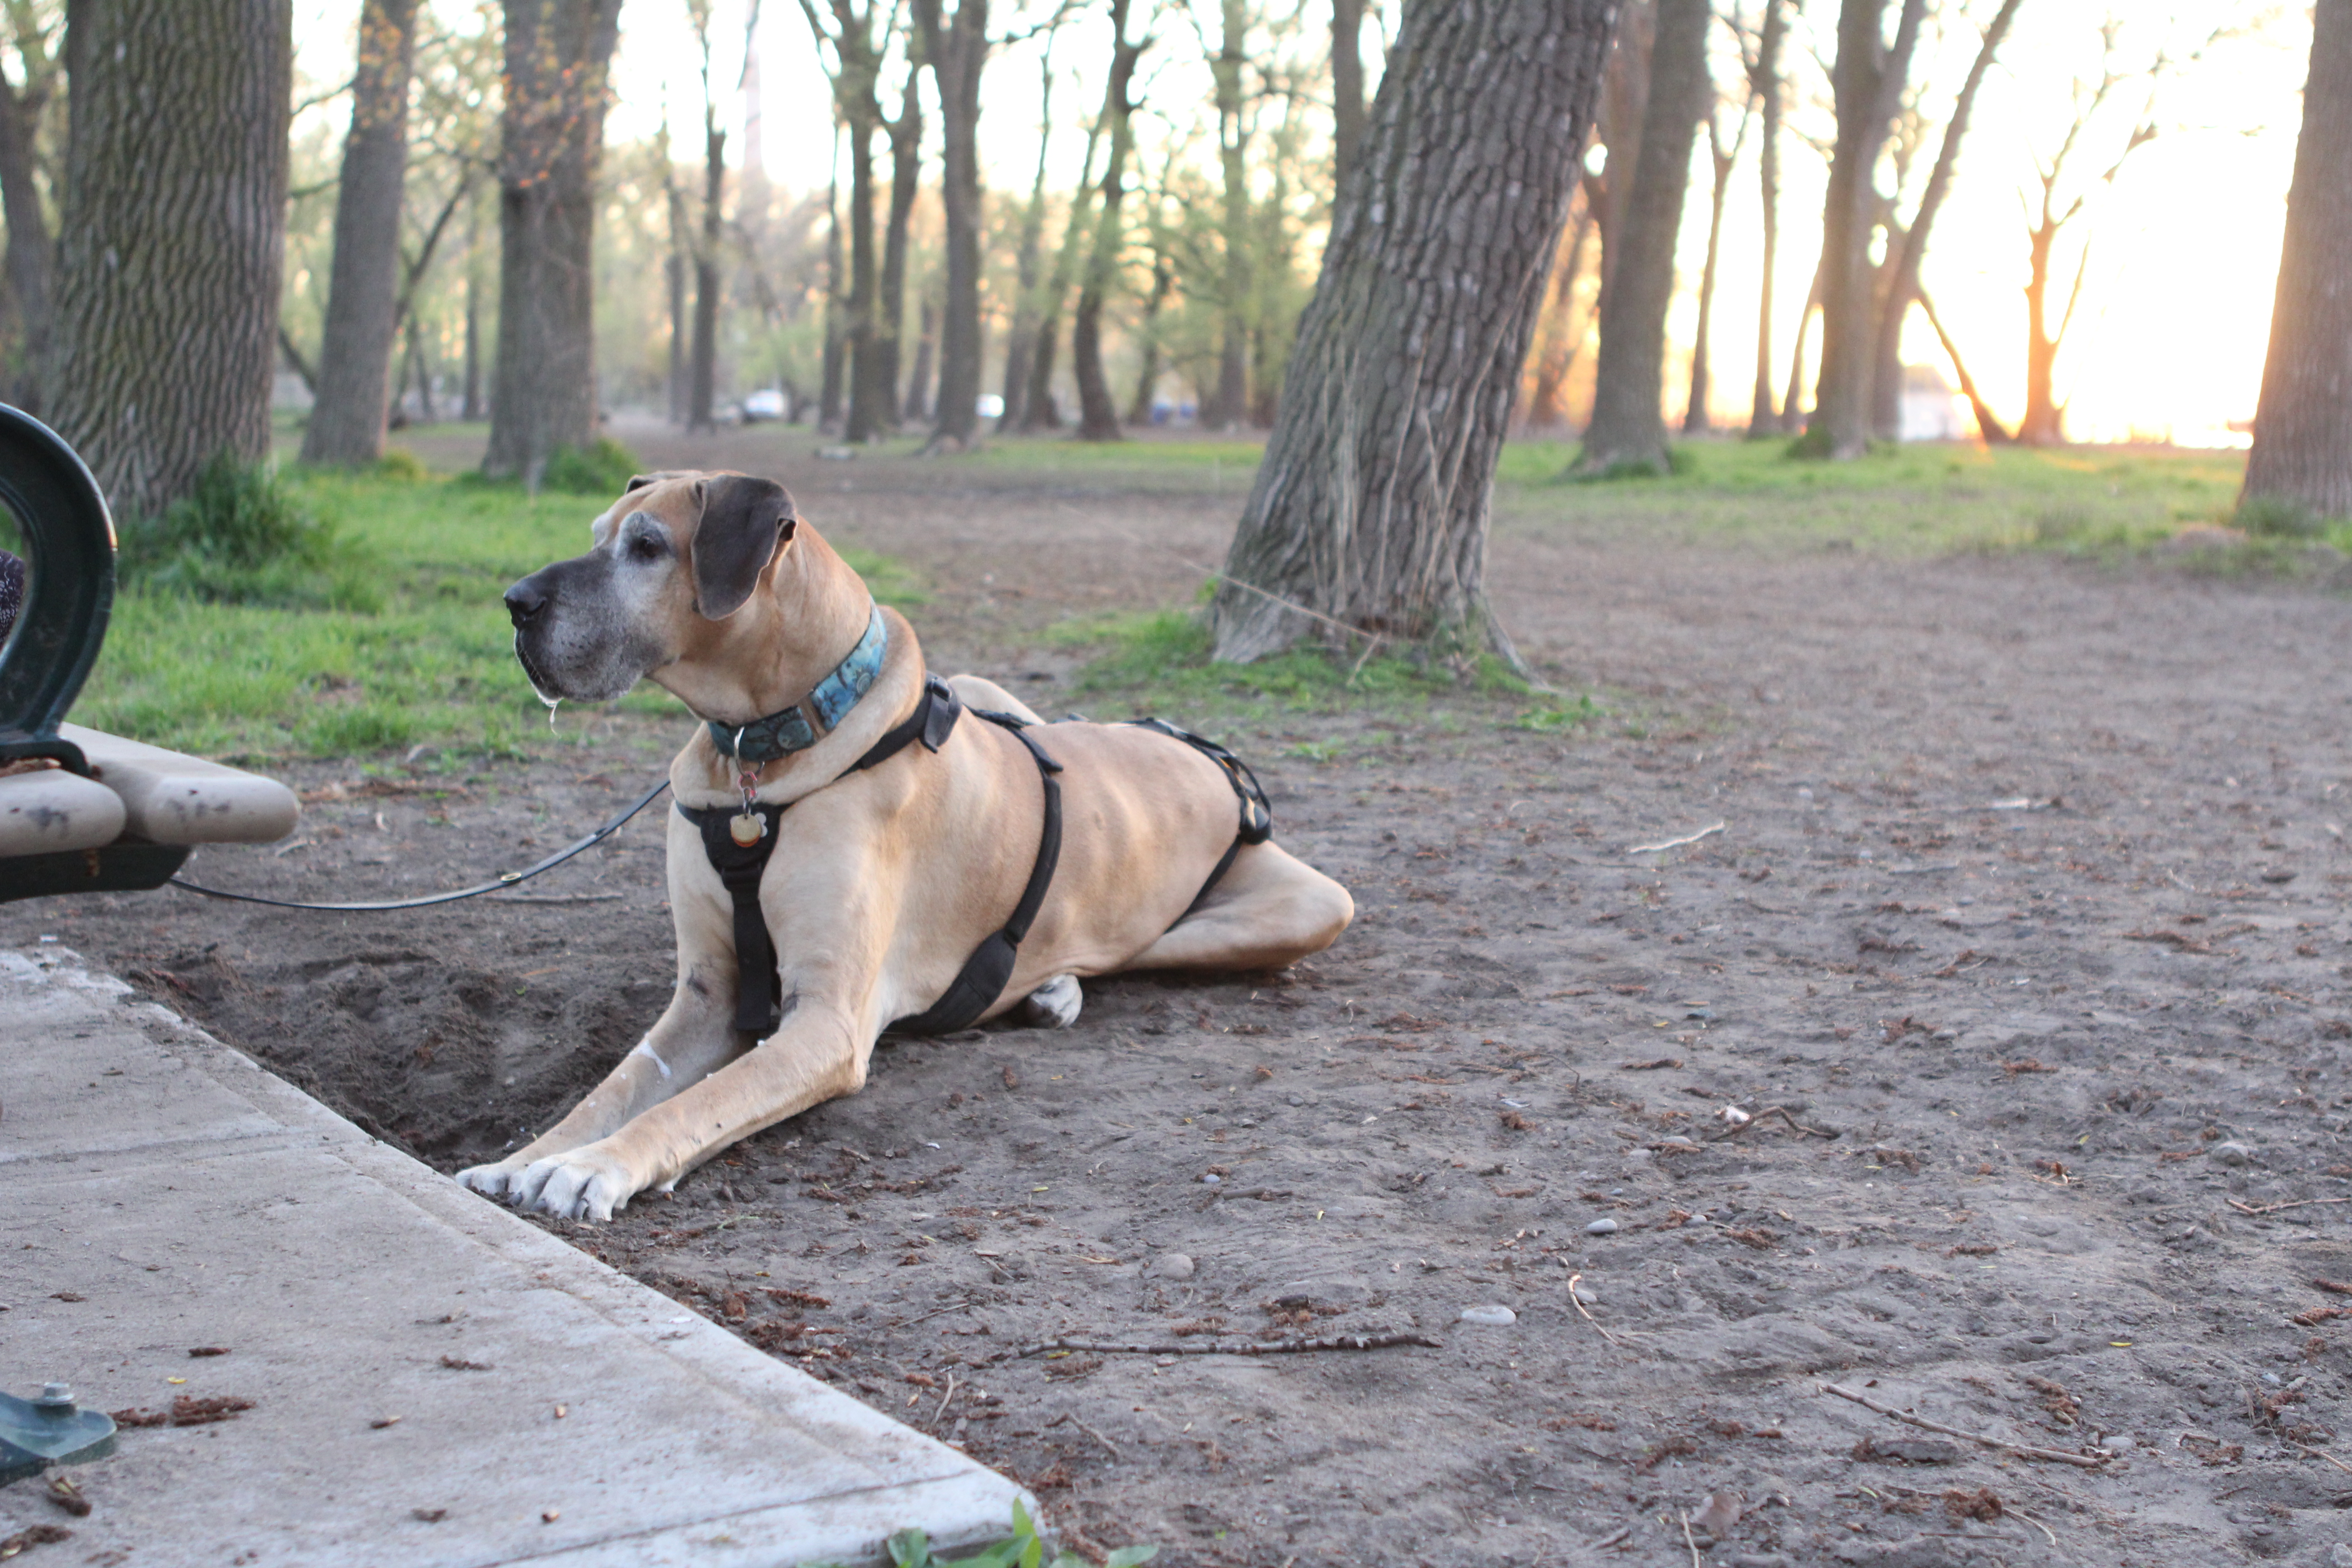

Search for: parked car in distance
xmin=741 ymin=388 xmax=787 ymax=422
xmin=975 ymin=393 xmax=1004 ymax=421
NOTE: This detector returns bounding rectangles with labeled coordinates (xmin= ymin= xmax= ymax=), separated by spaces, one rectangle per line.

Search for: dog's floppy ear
xmin=624 ymin=473 xmax=661 ymax=494
xmin=692 ymin=474 xmax=797 ymax=620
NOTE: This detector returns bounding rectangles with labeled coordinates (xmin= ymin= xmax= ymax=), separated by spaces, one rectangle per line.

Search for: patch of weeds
xmin=118 ymin=453 xmax=379 ymax=612
xmin=373 ymin=448 xmax=431 ymax=483
xmin=1286 ymin=737 xmax=1345 ymax=762
xmin=1060 ymin=609 xmax=1482 ymax=718
xmin=1510 ymin=692 xmax=1603 ymax=733
xmin=806 ymin=1501 xmax=1156 ymax=1568
xmin=541 ymin=437 xmax=644 ymax=495
xmin=2237 ymin=493 xmax=2325 ymax=539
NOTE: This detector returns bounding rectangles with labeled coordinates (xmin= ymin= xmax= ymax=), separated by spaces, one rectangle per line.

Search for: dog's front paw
xmin=510 ymin=1145 xmax=637 ymax=1222
xmin=1021 ymin=974 xmax=1083 ymax=1029
xmin=456 ymin=1156 xmax=535 ymax=1202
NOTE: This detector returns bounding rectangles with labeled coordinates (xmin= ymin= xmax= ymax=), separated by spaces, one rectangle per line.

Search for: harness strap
xmin=1123 ymin=717 xmax=1275 ymax=922
xmin=887 ymin=711 xmax=1063 ymax=1037
xmin=676 ymin=673 xmax=963 ymax=1036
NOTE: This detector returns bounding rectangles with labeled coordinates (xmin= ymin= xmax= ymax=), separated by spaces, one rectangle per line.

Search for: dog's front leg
xmin=502 ymin=995 xmax=872 ymax=1221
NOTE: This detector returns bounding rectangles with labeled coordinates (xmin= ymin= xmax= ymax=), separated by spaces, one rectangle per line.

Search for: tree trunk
xmin=1524 ymin=207 xmax=1595 ymax=429
xmin=461 ymin=187 xmax=485 ymax=420
xmin=2016 ymin=218 xmax=2068 ymax=446
xmin=843 ymin=112 xmax=886 ymax=441
xmin=875 ymin=59 xmax=921 ymax=435
xmin=483 ymin=0 xmax=622 ymax=482
xmin=1579 ymin=0 xmax=1707 ymax=473
xmin=1867 ymin=0 xmax=2023 ymax=442
xmin=1683 ymin=98 xmax=1747 ymax=436
xmin=0 ymin=50 xmax=59 ymax=414
xmin=1022 ymin=116 xmax=1103 ymax=432
xmin=48 ymin=0 xmax=290 ymax=519
xmin=1779 ymin=263 xmax=1818 ymax=433
xmin=299 ymin=0 xmax=419 ymax=466
xmin=916 ymin=0 xmax=988 ymax=449
xmin=903 ymin=295 xmax=936 ymax=421
xmin=1916 ymin=287 xmax=2009 ymax=443
xmin=1806 ymin=0 xmax=1925 ymax=460
xmin=1211 ymin=0 xmax=1615 ymax=663
xmin=1072 ymin=1 xmax=1144 ymax=443
xmin=2243 ymin=0 xmax=2352 ymax=516
xmin=996 ymin=55 xmax=1056 ymax=435
xmin=1208 ymin=0 xmax=1251 ymax=431
xmin=1332 ymin=0 xmax=1365 ymax=191
xmin=1582 ymin=2 xmax=1652 ymax=325
xmin=407 ymin=314 xmax=437 ymax=423
xmin=689 ymin=120 xmax=725 ymax=434
xmin=1127 ymin=249 xmax=1173 ymax=424
xmin=819 ymin=155 xmax=846 ymax=428
xmin=1746 ymin=0 xmax=1784 ymax=435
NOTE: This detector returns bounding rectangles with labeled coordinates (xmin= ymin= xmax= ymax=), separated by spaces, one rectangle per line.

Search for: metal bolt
xmin=34 ymin=1384 xmax=74 ymax=1412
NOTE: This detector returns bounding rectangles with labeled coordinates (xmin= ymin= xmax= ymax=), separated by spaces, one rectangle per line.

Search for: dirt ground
xmin=21 ymin=427 xmax=2352 ymax=1567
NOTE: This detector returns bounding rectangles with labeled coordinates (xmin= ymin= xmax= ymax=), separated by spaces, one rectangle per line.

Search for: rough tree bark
xmin=1072 ymin=0 xmax=1147 ymax=442
xmin=1579 ymin=0 xmax=1706 ymax=473
xmin=902 ymin=295 xmax=936 ymax=420
xmin=1805 ymin=0 xmax=1925 ymax=460
xmin=1211 ymin=0 xmax=1617 ymax=662
xmin=1683 ymin=90 xmax=1750 ymax=436
xmin=301 ymin=0 xmax=419 ymax=466
xmin=48 ymin=0 xmax=290 ymax=519
xmin=0 ymin=16 xmax=60 ymax=414
xmin=1866 ymin=0 xmax=2023 ymax=442
xmin=1745 ymin=0 xmax=1784 ymax=434
xmin=1332 ymin=0 xmax=1365 ymax=189
xmin=2242 ymin=0 xmax=2352 ymax=516
xmin=996 ymin=54 xmax=1056 ymax=434
xmin=483 ymin=0 xmax=622 ymax=481
xmin=915 ymin=0 xmax=987 ymax=449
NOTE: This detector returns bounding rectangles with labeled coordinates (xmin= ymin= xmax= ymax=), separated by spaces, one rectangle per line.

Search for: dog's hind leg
xmin=1122 ymin=842 xmax=1354 ymax=972
xmin=946 ymin=673 xmax=1044 ymax=724
xmin=1020 ymin=973 xmax=1083 ymax=1028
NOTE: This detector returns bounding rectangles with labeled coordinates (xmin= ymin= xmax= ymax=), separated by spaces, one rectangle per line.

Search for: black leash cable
xmin=165 ymin=775 xmax=672 ymax=913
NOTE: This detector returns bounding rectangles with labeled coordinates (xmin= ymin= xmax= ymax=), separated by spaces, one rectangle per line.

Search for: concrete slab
xmin=0 ymin=948 xmax=1032 ymax=1567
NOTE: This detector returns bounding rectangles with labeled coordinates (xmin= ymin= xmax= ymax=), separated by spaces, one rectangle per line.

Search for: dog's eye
xmin=630 ymin=533 xmax=665 ymax=561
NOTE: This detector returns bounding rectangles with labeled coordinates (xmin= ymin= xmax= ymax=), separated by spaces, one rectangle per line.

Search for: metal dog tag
xmin=729 ymin=812 xmax=766 ymax=847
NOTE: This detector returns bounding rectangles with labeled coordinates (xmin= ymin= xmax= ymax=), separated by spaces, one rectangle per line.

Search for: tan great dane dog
xmin=456 ymin=472 xmax=1352 ymax=1220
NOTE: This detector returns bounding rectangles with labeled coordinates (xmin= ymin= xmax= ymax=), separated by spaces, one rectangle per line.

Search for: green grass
xmin=72 ymin=463 xmax=922 ymax=761
xmin=1048 ymin=608 xmax=1603 ymax=736
xmin=1491 ymin=437 xmax=2258 ymax=554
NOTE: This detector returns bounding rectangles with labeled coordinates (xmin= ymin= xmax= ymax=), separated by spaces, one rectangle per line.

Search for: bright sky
xmin=293 ymin=0 xmax=2308 ymax=448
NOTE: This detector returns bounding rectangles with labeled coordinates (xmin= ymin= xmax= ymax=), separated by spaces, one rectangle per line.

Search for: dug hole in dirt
xmin=20 ymin=436 xmax=2352 ymax=1567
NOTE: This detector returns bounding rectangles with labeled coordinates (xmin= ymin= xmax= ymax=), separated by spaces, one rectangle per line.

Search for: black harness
xmin=678 ymin=681 xmax=1274 ymax=1039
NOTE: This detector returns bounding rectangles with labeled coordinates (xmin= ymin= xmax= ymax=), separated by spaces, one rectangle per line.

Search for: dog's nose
xmin=505 ymin=580 xmax=548 ymax=627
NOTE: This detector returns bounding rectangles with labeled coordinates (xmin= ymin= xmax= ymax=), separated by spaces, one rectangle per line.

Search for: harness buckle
xmin=731 ymin=758 xmax=766 ymax=845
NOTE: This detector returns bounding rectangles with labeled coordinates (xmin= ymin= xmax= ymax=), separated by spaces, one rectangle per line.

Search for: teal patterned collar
xmin=707 ymin=604 xmax=887 ymax=765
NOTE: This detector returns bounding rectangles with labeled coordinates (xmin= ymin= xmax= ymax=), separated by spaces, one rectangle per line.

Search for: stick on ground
xmin=1567 ymin=1273 xmax=1622 ymax=1348
xmin=1823 ymin=1383 xmax=2110 ymax=1469
xmin=2229 ymin=1196 xmax=2352 ymax=1216
xmin=1708 ymin=1104 xmax=1838 ymax=1143
xmin=1627 ymin=822 xmax=1726 ymax=854
xmin=1012 ymin=1332 xmax=1440 ymax=1360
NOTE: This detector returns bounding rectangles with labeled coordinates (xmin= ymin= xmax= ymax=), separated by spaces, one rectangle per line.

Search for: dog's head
xmin=502 ymin=471 xmax=799 ymax=709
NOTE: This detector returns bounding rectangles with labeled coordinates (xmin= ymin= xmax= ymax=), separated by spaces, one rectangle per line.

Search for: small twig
xmin=1679 ymin=1511 xmax=1701 ymax=1568
xmin=1627 ymin=821 xmax=1727 ymax=855
xmin=2009 ymin=1507 xmax=2061 ymax=1549
xmin=934 ymin=1372 xmax=957 ymax=1428
xmin=1708 ymin=1104 xmax=1838 ymax=1143
xmin=2296 ymin=1442 xmax=2352 ymax=1476
xmin=1047 ymin=1410 xmax=1122 ymax=1461
xmin=1587 ymin=1526 xmax=1632 ymax=1551
xmin=907 ymin=1297 xmax=980 ymax=1325
xmin=1823 ymin=1383 xmax=2110 ymax=1469
xmin=1567 ymin=1273 xmax=1622 ymax=1348
xmin=2230 ymin=1196 xmax=2352 ymax=1216
xmin=1014 ymin=1331 xmax=1439 ymax=1359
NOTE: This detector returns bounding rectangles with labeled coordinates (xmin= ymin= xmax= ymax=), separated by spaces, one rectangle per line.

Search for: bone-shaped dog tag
xmin=729 ymin=812 xmax=766 ymax=846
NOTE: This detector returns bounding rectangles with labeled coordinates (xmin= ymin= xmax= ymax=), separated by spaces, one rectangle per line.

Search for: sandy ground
xmin=20 ymin=427 xmax=2352 ymax=1567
